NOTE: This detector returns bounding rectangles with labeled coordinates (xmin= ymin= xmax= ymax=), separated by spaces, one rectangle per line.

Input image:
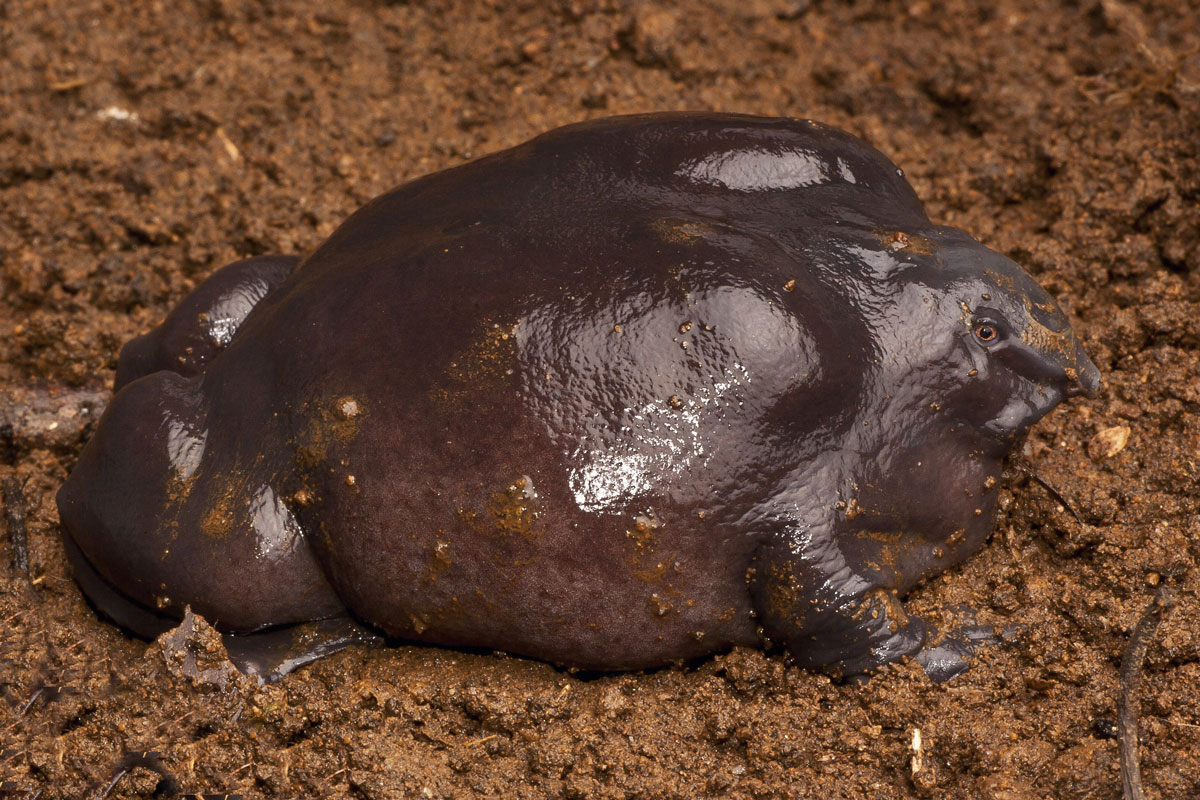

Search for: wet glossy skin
xmin=57 ymin=113 xmax=1100 ymax=678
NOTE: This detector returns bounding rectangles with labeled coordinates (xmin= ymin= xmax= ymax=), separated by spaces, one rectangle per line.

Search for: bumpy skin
xmin=57 ymin=113 xmax=1100 ymax=677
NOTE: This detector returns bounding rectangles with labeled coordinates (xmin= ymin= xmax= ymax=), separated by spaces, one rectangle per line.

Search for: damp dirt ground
xmin=3 ymin=1 xmax=1200 ymax=797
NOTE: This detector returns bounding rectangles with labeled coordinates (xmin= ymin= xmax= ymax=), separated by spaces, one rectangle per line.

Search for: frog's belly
xmin=310 ymin=458 xmax=763 ymax=668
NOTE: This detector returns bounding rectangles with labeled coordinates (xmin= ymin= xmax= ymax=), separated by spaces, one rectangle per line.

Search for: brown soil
xmin=3 ymin=0 xmax=1199 ymax=797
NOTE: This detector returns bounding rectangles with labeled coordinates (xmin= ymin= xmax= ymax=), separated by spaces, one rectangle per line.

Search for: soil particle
xmin=3 ymin=0 xmax=1199 ymax=797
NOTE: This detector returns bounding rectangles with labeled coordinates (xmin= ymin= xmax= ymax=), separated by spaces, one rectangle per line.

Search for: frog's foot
xmin=803 ymin=588 xmax=929 ymax=678
xmin=914 ymin=611 xmax=1027 ymax=682
xmin=751 ymin=541 xmax=930 ymax=677
xmin=913 ymin=629 xmax=980 ymax=682
xmin=116 ymin=254 xmax=299 ymax=389
xmin=63 ymin=530 xmax=381 ymax=683
xmin=222 ymin=618 xmax=383 ymax=684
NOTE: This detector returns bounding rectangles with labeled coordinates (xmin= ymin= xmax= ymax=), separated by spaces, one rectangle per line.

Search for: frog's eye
xmin=973 ymin=321 xmax=1001 ymax=345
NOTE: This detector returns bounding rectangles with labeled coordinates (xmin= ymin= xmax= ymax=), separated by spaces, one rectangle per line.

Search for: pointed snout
xmin=1064 ymin=351 xmax=1102 ymax=399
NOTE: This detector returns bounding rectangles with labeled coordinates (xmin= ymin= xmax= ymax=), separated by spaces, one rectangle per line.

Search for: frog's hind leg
xmin=61 ymin=254 xmax=378 ymax=682
xmin=116 ymin=254 xmax=300 ymax=389
xmin=57 ymin=365 xmax=362 ymax=676
xmin=64 ymin=530 xmax=380 ymax=683
xmin=60 ymin=526 xmax=179 ymax=640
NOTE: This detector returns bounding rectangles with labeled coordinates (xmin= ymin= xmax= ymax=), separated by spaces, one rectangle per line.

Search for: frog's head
xmin=867 ymin=228 xmax=1099 ymax=451
xmin=921 ymin=231 xmax=1100 ymax=444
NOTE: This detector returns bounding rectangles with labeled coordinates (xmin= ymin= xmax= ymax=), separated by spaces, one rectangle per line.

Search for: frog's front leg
xmin=748 ymin=526 xmax=927 ymax=678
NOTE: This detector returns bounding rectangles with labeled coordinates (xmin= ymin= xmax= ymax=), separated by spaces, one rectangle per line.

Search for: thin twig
xmin=17 ymin=688 xmax=44 ymax=716
xmin=94 ymin=751 xmax=182 ymax=799
xmin=153 ymin=709 xmax=193 ymax=733
xmin=96 ymin=768 xmax=129 ymax=799
xmin=466 ymin=733 xmax=499 ymax=747
xmin=2 ymin=476 xmax=30 ymax=574
xmin=1012 ymin=462 xmax=1082 ymax=522
xmin=0 ymin=423 xmax=14 ymax=465
xmin=1118 ymin=584 xmax=1177 ymax=800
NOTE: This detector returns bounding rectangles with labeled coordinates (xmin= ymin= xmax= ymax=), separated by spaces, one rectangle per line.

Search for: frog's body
xmin=57 ymin=113 xmax=1099 ymax=680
